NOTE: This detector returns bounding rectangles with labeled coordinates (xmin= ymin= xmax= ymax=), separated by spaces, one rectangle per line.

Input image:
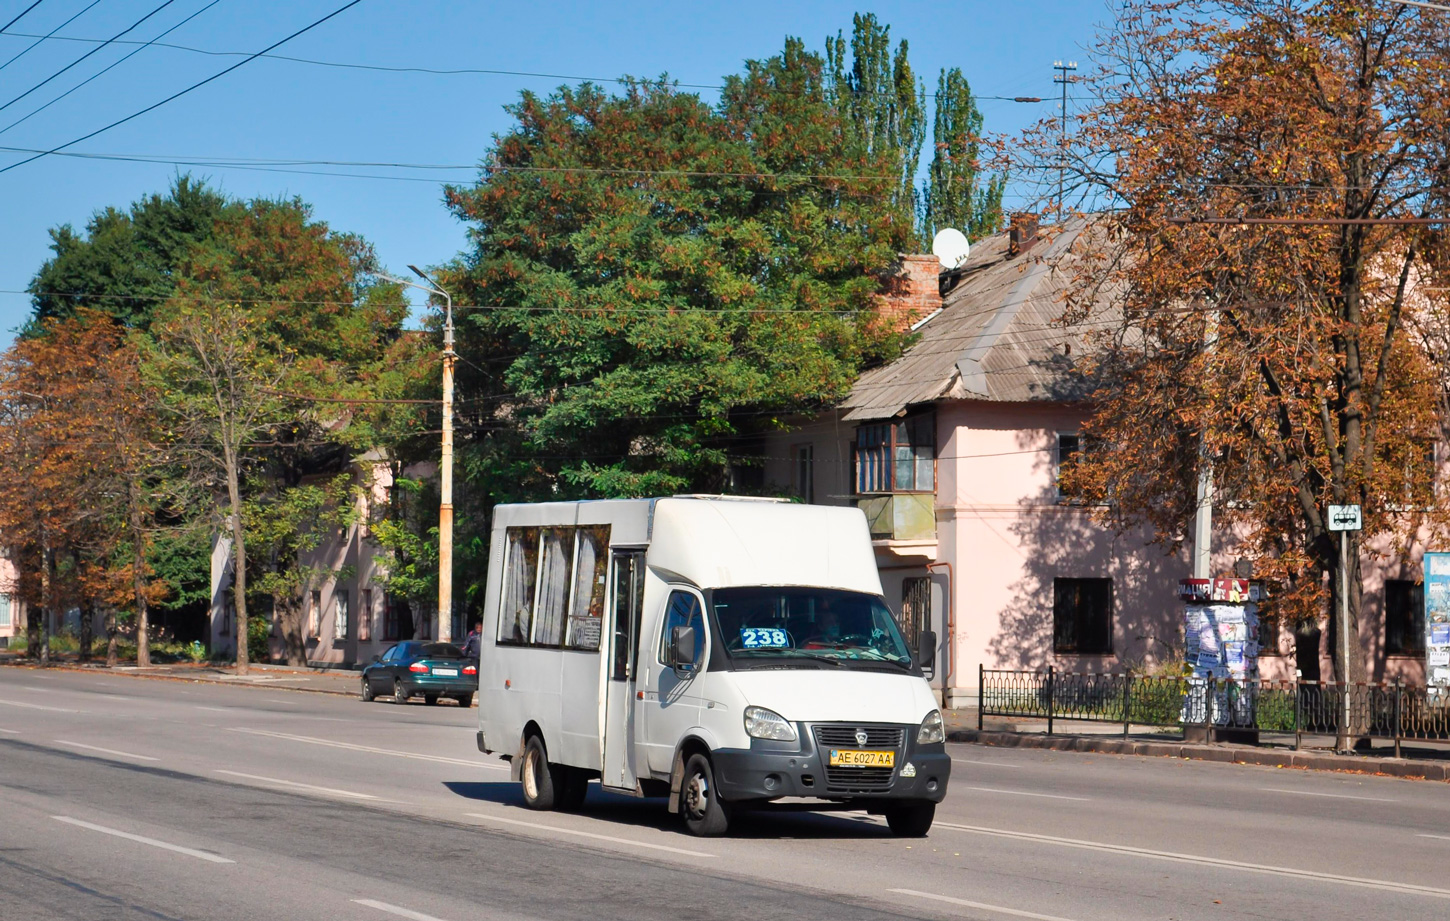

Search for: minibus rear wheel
xmin=884 ymin=801 xmax=935 ymax=837
xmin=680 ymin=753 xmax=730 ymax=836
xmin=520 ymin=735 xmax=557 ymax=810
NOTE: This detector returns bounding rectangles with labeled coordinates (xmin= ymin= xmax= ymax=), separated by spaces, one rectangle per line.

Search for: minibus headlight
xmin=744 ymin=706 xmax=797 ymax=742
xmin=917 ymin=709 xmax=945 ymax=744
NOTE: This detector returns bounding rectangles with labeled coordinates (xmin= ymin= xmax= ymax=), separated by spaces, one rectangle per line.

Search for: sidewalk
xmin=0 ymin=653 xmax=360 ymax=697
xmin=942 ymin=707 xmax=1450 ymax=783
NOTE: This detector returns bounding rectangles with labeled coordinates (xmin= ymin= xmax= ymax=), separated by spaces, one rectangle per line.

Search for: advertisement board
xmin=1424 ymin=553 xmax=1450 ymax=687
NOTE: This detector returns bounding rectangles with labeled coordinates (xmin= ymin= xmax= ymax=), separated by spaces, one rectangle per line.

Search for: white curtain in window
xmin=533 ymin=528 xmax=574 ymax=646
xmin=499 ymin=528 xmax=539 ymax=643
xmin=566 ymin=526 xmax=609 ymax=649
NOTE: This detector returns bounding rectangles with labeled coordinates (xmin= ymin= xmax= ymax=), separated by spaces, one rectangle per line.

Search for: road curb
xmin=947 ymin=728 xmax=1450 ymax=783
xmin=3 ymin=661 xmax=358 ymax=698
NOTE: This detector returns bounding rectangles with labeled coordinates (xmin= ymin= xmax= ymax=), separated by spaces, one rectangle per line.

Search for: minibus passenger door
xmin=601 ymin=549 xmax=645 ymax=791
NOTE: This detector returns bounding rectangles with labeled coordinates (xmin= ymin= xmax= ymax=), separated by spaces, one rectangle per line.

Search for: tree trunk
xmin=226 ymin=449 xmax=250 ymax=675
xmin=39 ymin=544 xmax=53 ymax=668
xmin=105 ymin=606 xmax=118 ymax=668
xmin=26 ymin=603 xmax=39 ymax=659
xmin=277 ymin=593 xmax=306 ymax=666
xmin=71 ymin=550 xmax=92 ymax=664
xmin=129 ymin=485 xmax=151 ymax=668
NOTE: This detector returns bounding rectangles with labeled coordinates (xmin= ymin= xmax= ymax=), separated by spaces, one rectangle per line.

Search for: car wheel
xmin=392 ymin=678 xmax=409 ymax=704
xmin=360 ymin=676 xmax=374 ymax=702
xmin=424 ymin=694 xmax=439 ymax=706
xmin=556 ymin=767 xmax=588 ymax=812
xmin=520 ymin=735 xmax=556 ymax=810
xmin=680 ymin=753 xmax=730 ymax=837
xmin=884 ymin=801 xmax=935 ymax=837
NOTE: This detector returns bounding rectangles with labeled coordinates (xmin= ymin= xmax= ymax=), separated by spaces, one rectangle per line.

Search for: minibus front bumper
xmin=709 ymin=724 xmax=950 ymax=804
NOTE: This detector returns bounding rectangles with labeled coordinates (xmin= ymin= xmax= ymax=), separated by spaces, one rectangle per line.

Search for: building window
xmin=309 ymin=590 xmax=321 ymax=639
xmin=1258 ymin=609 xmax=1283 ymax=656
xmin=1385 ymin=579 xmax=1425 ymax=657
xmin=792 ymin=444 xmax=815 ymax=503
xmin=358 ymin=588 xmax=372 ymax=641
xmin=1053 ymin=577 xmax=1113 ymax=655
xmin=853 ymin=414 xmax=934 ymax=494
xmin=221 ymin=597 xmax=234 ymax=637
xmin=1056 ymin=432 xmax=1081 ymax=497
xmin=334 ymin=590 xmax=349 ymax=642
xmin=0 ymin=593 xmax=10 ymax=629
xmin=384 ymin=597 xmax=403 ymax=641
xmin=900 ymin=577 xmax=930 ymax=651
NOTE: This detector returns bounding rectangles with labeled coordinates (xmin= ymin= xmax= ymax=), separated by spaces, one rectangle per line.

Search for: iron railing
xmin=978 ymin=665 xmax=1450 ymax=754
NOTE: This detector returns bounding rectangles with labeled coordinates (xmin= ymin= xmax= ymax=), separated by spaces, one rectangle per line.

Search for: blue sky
xmin=0 ymin=1 xmax=1108 ymax=345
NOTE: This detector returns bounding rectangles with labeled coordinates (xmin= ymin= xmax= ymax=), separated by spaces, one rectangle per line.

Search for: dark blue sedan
xmin=361 ymin=641 xmax=476 ymax=706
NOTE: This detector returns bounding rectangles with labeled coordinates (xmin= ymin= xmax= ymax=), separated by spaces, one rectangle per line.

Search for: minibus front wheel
xmin=680 ymin=753 xmax=731 ymax=837
xmin=884 ymin=800 xmax=935 ymax=837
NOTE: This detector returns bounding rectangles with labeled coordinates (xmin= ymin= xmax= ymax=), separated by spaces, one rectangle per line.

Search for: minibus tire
xmin=520 ymin=735 xmax=556 ymax=810
xmin=680 ymin=754 xmax=730 ymax=837
xmin=884 ymin=801 xmax=935 ymax=837
xmin=556 ymin=768 xmax=588 ymax=812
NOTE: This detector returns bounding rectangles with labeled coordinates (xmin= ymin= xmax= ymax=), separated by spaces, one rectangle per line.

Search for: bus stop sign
xmin=1327 ymin=504 xmax=1362 ymax=532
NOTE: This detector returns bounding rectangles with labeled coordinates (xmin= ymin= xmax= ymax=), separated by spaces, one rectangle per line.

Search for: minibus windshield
xmin=710 ymin=587 xmax=914 ymax=670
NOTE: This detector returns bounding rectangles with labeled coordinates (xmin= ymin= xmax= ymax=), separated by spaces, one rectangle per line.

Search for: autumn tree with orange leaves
xmin=1019 ymin=2 xmax=1450 ymax=725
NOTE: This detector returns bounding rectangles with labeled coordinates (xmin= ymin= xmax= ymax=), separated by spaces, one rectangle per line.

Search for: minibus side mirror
xmin=671 ymin=625 xmax=698 ymax=671
xmin=917 ymin=630 xmax=937 ymax=675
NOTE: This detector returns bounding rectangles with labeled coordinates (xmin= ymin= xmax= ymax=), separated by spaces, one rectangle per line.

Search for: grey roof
xmin=841 ymin=217 xmax=1111 ymax=421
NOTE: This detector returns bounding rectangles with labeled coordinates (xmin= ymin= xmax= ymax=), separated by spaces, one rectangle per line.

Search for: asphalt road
xmin=2 ymin=668 xmax=1449 ymax=921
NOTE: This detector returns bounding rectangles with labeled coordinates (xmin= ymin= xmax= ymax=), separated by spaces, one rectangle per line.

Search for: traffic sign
xmin=1327 ymin=504 xmax=1362 ymax=532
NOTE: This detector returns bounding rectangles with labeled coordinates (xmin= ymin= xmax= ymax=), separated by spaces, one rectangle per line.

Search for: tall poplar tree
xmin=925 ymin=67 xmax=1005 ymax=241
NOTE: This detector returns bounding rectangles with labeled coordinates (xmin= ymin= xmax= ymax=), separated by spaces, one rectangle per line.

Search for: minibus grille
xmin=813 ymin=725 xmax=905 ymax=792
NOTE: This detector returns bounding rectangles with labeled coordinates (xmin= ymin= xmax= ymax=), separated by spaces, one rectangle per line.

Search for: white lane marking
xmin=51 ymin=816 xmax=233 ymax=863
xmin=99 ymin=694 xmax=133 ymax=701
xmin=1261 ymin=787 xmax=1396 ymax=802
xmin=195 ymin=706 xmax=229 ymax=712
xmin=230 ymin=727 xmax=508 ymax=770
xmin=0 ymin=698 xmax=77 ymax=713
xmin=353 ymin=899 xmax=450 ymax=921
xmin=953 ymin=758 xmax=1020 ymax=768
xmin=215 ymin=770 xmax=379 ymax=800
xmin=465 ymin=812 xmax=714 ymax=858
xmin=889 ymin=889 xmax=1076 ymax=921
xmin=0 ymin=727 xmax=18 ymax=734
xmin=53 ymin=740 xmax=158 ymax=762
xmin=960 ymin=785 xmax=1089 ymax=802
xmin=1418 ymin=834 xmax=1450 ymax=841
xmin=935 ymin=822 xmax=1450 ymax=898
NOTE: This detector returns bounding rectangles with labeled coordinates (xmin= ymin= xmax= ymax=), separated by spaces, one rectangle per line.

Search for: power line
xmin=0 ymin=0 xmax=47 ymax=34
xmin=0 ymin=0 xmax=225 ymax=139
xmin=0 ymin=0 xmax=102 ymax=73
xmin=0 ymin=0 xmax=366 ymax=176
xmin=0 ymin=28 xmax=1047 ymax=103
xmin=0 ymin=0 xmax=181 ymax=116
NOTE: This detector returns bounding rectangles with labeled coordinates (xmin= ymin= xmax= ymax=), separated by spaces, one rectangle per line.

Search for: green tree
xmin=826 ymin=13 xmax=926 ymax=238
xmin=924 ymin=67 xmax=1005 ymax=241
xmin=26 ymin=176 xmax=228 ymax=334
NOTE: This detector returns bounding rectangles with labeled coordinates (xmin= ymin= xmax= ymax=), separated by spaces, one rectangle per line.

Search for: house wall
xmin=764 ymin=399 xmax=1436 ymax=708
xmin=0 ymin=554 xmax=24 ymax=648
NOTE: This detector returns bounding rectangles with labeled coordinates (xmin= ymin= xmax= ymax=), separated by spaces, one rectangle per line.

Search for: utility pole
xmin=383 ymin=266 xmax=456 ymax=645
xmin=1053 ymin=60 xmax=1077 ymax=212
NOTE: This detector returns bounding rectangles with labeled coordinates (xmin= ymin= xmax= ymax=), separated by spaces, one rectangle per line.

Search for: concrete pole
xmin=1192 ymin=467 xmax=1213 ymax=579
xmin=438 ymin=325 xmax=455 ymax=645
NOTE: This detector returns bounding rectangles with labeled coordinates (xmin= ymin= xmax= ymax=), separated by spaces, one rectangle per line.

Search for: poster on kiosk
xmin=1179 ymin=578 xmax=1265 ymax=726
xmin=1424 ymin=553 xmax=1450 ymax=694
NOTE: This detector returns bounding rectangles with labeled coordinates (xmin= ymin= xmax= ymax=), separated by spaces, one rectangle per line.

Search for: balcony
xmin=856 ymin=492 xmax=936 ymax=542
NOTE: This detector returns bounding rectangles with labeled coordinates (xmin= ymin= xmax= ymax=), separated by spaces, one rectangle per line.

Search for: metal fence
xmin=978 ymin=665 xmax=1450 ymax=754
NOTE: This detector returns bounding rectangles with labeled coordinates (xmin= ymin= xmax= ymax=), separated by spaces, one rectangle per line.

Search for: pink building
xmin=0 ymin=553 xmax=25 ymax=649
xmin=764 ymin=217 xmax=1431 ymax=708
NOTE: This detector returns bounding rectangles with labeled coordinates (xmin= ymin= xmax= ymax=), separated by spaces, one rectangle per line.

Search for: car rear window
xmin=420 ymin=643 xmax=463 ymax=658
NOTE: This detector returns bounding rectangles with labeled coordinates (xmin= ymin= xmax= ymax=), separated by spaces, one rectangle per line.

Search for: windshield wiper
xmin=788 ymin=651 xmax=845 ymax=667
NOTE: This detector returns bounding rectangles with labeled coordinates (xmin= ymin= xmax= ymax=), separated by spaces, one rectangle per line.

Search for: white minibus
xmin=475 ymin=495 xmax=949 ymax=836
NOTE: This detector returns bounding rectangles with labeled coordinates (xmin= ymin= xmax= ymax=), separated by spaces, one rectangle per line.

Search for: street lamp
xmin=380 ymin=266 xmax=456 ymax=645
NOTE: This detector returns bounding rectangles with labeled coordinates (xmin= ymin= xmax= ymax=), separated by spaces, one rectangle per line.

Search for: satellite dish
xmin=932 ymin=228 xmax=971 ymax=269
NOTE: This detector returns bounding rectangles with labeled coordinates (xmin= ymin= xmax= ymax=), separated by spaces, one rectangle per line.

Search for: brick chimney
xmin=1008 ymin=212 xmax=1039 ymax=256
xmin=875 ymin=254 xmax=942 ymax=331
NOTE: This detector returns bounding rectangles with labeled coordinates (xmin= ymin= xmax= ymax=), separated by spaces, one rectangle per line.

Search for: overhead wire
xmin=0 ymin=0 xmax=366 ymax=176
xmin=1 ymin=0 xmax=48 ymax=34
xmin=0 ymin=0 xmax=103 ymax=73
xmin=0 ymin=0 xmax=225 ymax=139
xmin=0 ymin=0 xmax=181 ymax=115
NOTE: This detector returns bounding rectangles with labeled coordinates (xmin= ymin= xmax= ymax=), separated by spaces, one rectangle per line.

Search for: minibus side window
xmin=658 ymin=590 xmax=705 ymax=668
xmin=532 ymin=527 xmax=575 ymax=646
xmin=498 ymin=527 xmax=540 ymax=644
xmin=565 ymin=526 xmax=610 ymax=650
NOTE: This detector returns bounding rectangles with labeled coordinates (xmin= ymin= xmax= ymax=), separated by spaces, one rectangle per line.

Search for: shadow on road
xmin=441 ymin=781 xmax=895 ymax=839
